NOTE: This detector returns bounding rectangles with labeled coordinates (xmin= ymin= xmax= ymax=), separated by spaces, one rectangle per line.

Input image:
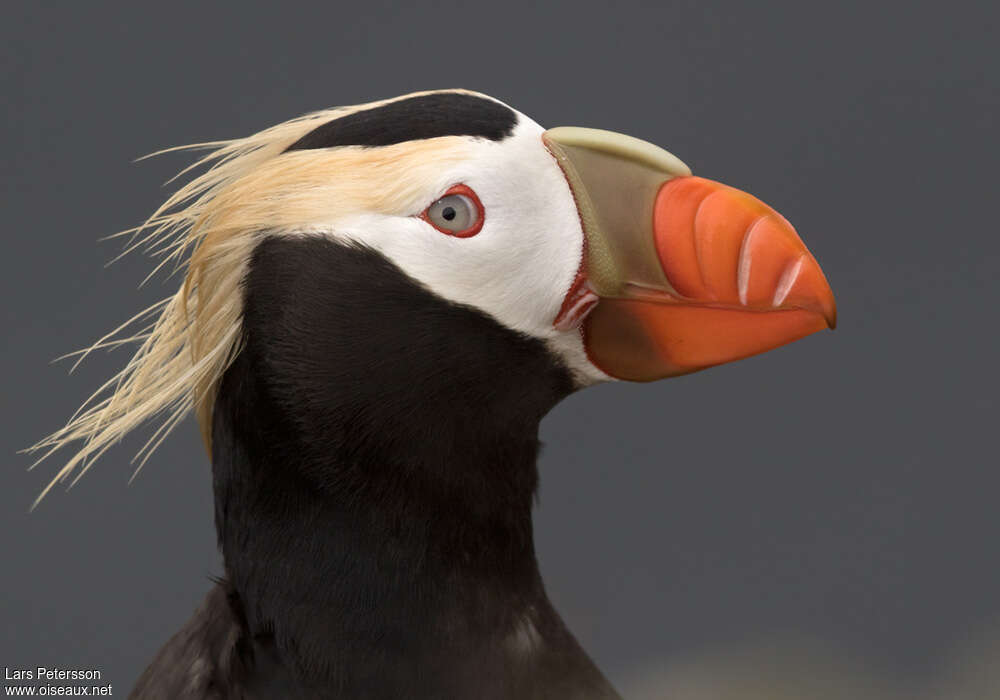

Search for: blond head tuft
xmin=27 ymin=89 xmax=485 ymax=507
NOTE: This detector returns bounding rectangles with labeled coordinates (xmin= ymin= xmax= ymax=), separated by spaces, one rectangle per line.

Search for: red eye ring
xmin=419 ymin=184 xmax=485 ymax=238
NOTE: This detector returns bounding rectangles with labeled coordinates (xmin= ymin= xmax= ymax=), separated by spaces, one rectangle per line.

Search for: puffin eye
xmin=421 ymin=184 xmax=484 ymax=237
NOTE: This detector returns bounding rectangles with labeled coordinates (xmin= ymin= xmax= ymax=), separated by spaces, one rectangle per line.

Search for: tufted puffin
xmin=31 ymin=90 xmax=836 ymax=699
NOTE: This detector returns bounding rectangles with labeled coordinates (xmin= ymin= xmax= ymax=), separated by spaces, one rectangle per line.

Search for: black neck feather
xmin=210 ymin=237 xmax=618 ymax=698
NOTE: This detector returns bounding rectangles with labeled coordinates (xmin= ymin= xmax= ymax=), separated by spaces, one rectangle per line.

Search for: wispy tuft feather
xmin=26 ymin=89 xmax=481 ymax=507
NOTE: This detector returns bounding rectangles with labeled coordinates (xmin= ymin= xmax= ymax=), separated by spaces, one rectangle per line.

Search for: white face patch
xmin=320 ymin=114 xmax=610 ymax=386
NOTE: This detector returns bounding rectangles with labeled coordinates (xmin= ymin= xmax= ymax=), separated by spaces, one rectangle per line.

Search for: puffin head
xmin=269 ymin=89 xmax=834 ymax=384
xmin=31 ymin=88 xmax=835 ymax=499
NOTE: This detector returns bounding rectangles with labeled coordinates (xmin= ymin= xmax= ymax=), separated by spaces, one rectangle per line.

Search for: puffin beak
xmin=544 ymin=127 xmax=836 ymax=381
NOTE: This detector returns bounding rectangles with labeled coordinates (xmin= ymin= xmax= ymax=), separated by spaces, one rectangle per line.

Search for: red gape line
xmin=552 ymin=217 xmax=601 ymax=333
xmin=419 ymin=183 xmax=486 ymax=238
xmin=553 ymin=270 xmax=599 ymax=331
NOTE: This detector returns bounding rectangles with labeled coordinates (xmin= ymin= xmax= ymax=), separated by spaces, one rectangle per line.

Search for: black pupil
xmin=442 ymin=206 xmax=457 ymax=222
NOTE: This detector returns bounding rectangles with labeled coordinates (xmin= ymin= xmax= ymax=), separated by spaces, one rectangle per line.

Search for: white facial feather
xmin=320 ymin=116 xmax=610 ymax=386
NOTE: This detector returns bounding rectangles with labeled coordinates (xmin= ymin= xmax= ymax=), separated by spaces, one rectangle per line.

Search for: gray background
xmin=3 ymin=1 xmax=998 ymax=697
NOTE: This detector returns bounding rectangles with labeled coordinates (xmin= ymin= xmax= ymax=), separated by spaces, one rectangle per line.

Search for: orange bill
xmin=544 ymin=127 xmax=836 ymax=381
